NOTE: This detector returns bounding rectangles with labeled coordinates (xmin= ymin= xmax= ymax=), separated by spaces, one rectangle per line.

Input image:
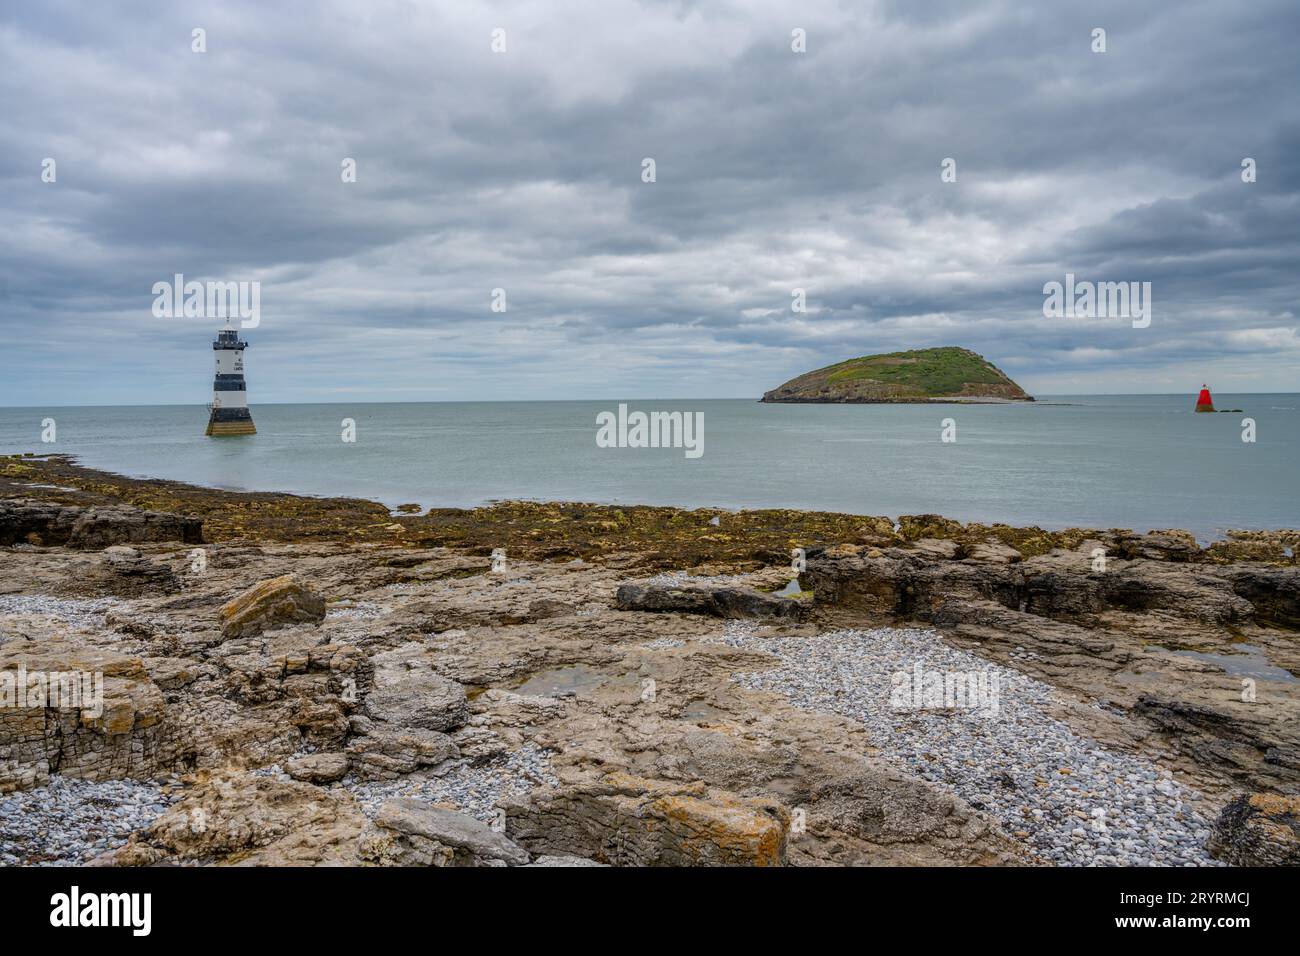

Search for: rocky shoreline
xmin=1 ymin=454 xmax=1297 ymax=866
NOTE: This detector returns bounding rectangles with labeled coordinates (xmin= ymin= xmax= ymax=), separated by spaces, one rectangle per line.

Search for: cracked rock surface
xmin=1 ymin=464 xmax=1297 ymax=866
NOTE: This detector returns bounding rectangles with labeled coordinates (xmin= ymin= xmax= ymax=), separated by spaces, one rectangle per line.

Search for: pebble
xmin=643 ymin=571 xmax=752 ymax=588
xmin=342 ymin=743 xmax=560 ymax=823
xmin=0 ymin=595 xmax=119 ymax=628
xmin=642 ymin=637 xmax=687 ymax=650
xmin=714 ymin=622 xmax=1220 ymax=867
xmin=0 ymin=775 xmax=180 ymax=866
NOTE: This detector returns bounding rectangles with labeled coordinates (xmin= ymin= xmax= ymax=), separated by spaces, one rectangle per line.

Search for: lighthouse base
xmin=206 ymin=407 xmax=256 ymax=436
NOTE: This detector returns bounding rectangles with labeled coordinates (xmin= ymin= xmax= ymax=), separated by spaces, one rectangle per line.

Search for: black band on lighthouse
xmin=206 ymin=324 xmax=256 ymax=436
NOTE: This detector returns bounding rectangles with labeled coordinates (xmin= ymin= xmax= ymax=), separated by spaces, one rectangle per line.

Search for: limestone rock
xmin=527 ymin=854 xmax=607 ymax=866
xmin=362 ymin=799 xmax=530 ymax=866
xmin=1118 ymin=530 xmax=1201 ymax=562
xmin=965 ymin=538 xmax=1022 ymax=564
xmin=97 ymin=546 xmax=181 ymax=595
xmin=805 ymin=546 xmax=1256 ymax=626
xmin=96 ymin=770 xmax=368 ymax=866
xmin=911 ymin=538 xmax=960 ymax=560
xmin=615 ymin=583 xmax=801 ymax=621
xmin=898 ymin=514 xmax=966 ymax=541
xmin=345 ymin=718 xmax=460 ymax=780
xmin=363 ymin=674 xmax=468 ymax=732
xmin=931 ymin=598 xmax=1116 ymax=656
xmin=527 ymin=598 xmax=577 ymax=619
xmin=342 ymin=645 xmax=468 ymax=779
xmin=806 ymin=543 xmax=1300 ymax=794
xmin=1222 ymin=565 xmax=1300 ymax=629
xmin=1208 ymin=792 xmax=1300 ymax=866
xmin=1099 ymin=563 xmax=1252 ymax=624
xmin=0 ymin=643 xmax=172 ymax=794
xmin=219 ymin=575 xmax=326 ymax=639
xmin=0 ymin=498 xmax=203 ymax=549
xmin=101 ymin=545 xmax=138 ymax=567
xmin=504 ymin=772 xmax=789 ymax=866
xmin=1206 ymin=538 xmax=1290 ymax=563
xmin=8 ymin=465 xmax=1298 ymax=867
xmin=285 ymin=752 xmax=350 ymax=784
xmin=365 ymin=643 xmax=469 ymax=728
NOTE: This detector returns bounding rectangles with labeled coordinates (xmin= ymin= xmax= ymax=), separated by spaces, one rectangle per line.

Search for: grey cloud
xmin=0 ymin=0 xmax=1297 ymax=406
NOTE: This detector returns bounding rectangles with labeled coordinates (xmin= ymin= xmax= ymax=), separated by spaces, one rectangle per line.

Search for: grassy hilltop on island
xmin=760 ymin=346 xmax=1034 ymax=404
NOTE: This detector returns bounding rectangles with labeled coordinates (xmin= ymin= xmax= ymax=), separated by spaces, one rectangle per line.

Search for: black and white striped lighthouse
xmin=205 ymin=321 xmax=256 ymax=436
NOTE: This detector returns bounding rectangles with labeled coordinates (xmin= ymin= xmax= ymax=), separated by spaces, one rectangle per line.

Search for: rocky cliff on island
xmin=2 ymin=454 xmax=1298 ymax=868
xmin=761 ymin=347 xmax=1033 ymax=403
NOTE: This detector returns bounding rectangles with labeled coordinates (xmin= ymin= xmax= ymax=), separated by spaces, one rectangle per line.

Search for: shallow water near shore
xmin=1169 ymin=645 xmax=1299 ymax=683
xmin=2 ymin=394 xmax=1296 ymax=539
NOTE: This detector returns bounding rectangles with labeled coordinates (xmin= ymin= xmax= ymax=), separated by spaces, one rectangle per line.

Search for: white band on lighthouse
xmin=206 ymin=321 xmax=256 ymax=436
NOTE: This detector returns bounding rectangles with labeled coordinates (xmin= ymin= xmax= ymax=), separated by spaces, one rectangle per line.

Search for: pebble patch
xmin=641 ymin=637 xmax=687 ymax=650
xmin=341 ymin=744 xmax=560 ymax=823
xmin=0 ymin=595 xmax=119 ymax=629
xmin=642 ymin=571 xmax=752 ymax=588
xmin=0 ymin=776 xmax=179 ymax=866
xmin=717 ymin=622 xmax=1220 ymax=867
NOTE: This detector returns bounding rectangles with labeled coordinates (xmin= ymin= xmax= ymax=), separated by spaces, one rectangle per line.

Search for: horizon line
xmin=2 ymin=391 xmax=1298 ymax=410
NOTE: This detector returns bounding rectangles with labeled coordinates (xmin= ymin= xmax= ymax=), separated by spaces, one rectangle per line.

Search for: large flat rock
xmin=616 ymin=582 xmax=802 ymax=620
xmin=0 ymin=498 xmax=202 ymax=549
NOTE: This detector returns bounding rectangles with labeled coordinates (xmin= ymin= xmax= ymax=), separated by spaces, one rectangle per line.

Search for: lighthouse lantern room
xmin=206 ymin=321 xmax=257 ymax=436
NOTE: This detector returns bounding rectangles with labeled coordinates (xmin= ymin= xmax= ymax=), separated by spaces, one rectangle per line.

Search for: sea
xmin=1 ymin=395 xmax=1295 ymax=540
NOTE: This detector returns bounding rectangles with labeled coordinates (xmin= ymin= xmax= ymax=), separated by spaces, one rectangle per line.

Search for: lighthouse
xmin=1195 ymin=384 xmax=1216 ymax=413
xmin=205 ymin=321 xmax=256 ymax=436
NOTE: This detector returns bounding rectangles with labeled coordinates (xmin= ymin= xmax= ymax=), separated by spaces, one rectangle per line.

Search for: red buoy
xmin=1195 ymin=384 xmax=1215 ymax=413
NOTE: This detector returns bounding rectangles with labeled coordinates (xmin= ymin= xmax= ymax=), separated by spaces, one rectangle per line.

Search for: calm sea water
xmin=1 ymin=396 xmax=1295 ymax=539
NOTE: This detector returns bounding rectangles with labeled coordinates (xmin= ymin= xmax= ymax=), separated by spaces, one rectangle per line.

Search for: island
xmin=760 ymin=346 xmax=1034 ymax=404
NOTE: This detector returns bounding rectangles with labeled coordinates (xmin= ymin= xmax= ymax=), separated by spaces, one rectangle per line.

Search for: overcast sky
xmin=2 ymin=0 xmax=1297 ymax=405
